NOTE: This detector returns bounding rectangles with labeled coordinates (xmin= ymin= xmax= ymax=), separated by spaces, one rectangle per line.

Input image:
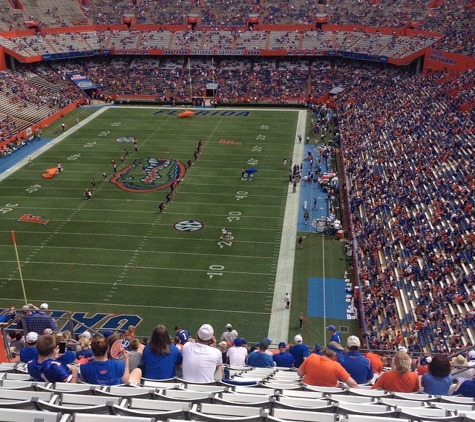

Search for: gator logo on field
xmin=110 ymin=157 xmax=186 ymax=192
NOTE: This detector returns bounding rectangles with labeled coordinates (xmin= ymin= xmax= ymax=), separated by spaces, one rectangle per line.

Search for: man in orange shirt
xmin=365 ymin=350 xmax=384 ymax=374
xmin=297 ymin=348 xmax=358 ymax=388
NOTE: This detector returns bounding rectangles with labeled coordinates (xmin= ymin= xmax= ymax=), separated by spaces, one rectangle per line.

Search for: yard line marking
xmin=2 ymin=281 xmax=270 ymax=294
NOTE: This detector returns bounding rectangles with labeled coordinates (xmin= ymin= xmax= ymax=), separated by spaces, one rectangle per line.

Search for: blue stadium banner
xmin=67 ymin=72 xmax=97 ymax=90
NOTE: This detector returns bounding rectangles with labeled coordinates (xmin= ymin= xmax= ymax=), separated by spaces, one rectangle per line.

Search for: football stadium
xmin=0 ymin=0 xmax=474 ymax=419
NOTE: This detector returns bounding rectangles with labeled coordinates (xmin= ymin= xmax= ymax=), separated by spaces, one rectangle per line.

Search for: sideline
xmin=267 ymin=110 xmax=307 ymax=343
xmin=0 ymin=106 xmax=110 ymax=182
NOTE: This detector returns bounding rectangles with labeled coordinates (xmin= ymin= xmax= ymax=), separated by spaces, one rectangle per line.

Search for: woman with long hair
xmin=141 ymin=325 xmax=182 ymax=380
xmin=372 ymin=351 xmax=420 ymax=392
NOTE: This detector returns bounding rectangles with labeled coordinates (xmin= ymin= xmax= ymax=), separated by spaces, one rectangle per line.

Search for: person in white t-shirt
xmin=227 ymin=338 xmax=248 ymax=366
xmin=221 ymin=323 xmax=238 ymax=343
xmin=181 ymin=324 xmax=223 ymax=383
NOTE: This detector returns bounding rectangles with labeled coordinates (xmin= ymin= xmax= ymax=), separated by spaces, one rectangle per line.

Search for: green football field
xmin=0 ymin=106 xmax=358 ymax=345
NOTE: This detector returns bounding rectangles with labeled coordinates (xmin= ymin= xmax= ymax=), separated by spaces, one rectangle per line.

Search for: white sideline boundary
xmin=0 ymin=106 xmax=110 ymax=183
xmin=267 ymin=110 xmax=307 ymax=343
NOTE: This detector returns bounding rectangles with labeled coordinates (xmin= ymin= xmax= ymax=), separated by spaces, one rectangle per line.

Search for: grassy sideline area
xmin=0 ymin=105 xmax=359 ymax=346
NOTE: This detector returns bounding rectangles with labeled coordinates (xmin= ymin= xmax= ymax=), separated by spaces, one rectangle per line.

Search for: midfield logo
xmin=110 ymin=157 xmax=186 ymax=192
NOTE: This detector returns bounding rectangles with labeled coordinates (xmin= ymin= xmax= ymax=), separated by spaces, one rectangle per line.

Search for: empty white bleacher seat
xmin=72 ymin=414 xmax=154 ymax=422
xmin=340 ymin=416 xmax=410 ymax=422
xmin=431 ymin=401 xmax=475 ymax=412
xmin=0 ymin=407 xmax=71 ymax=422
xmin=153 ymin=388 xmax=212 ymax=403
xmin=189 ymin=402 xmax=266 ymax=421
xmin=337 ymin=402 xmax=395 ymax=417
xmin=96 ymin=385 xmax=153 ymax=398
xmin=330 ymin=394 xmax=377 ymax=404
xmin=273 ymin=396 xmax=333 ymax=411
xmin=393 ymin=392 xmax=436 ymax=402
xmin=37 ymin=383 xmax=97 ymax=395
xmin=140 ymin=379 xmax=183 ymax=390
xmin=0 ymin=379 xmax=46 ymax=390
xmin=396 ymin=406 xmax=459 ymax=421
xmin=269 ymin=407 xmax=337 ymax=422
xmin=36 ymin=393 xmax=121 ymax=414
xmin=112 ymin=397 xmax=190 ymax=418
xmin=213 ymin=391 xmax=273 ymax=407
xmin=275 ymin=389 xmax=325 ymax=399
xmin=0 ymin=388 xmax=54 ymax=410
xmin=379 ymin=397 xmax=426 ymax=408
xmin=183 ymin=383 xmax=226 ymax=393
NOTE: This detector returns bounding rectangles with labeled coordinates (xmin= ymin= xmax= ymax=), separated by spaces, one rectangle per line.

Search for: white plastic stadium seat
xmin=189 ymin=402 xmax=266 ymax=421
xmin=0 ymin=407 xmax=71 ymax=422
xmin=112 ymin=397 xmax=189 ymax=418
xmin=213 ymin=392 xmax=273 ymax=407
xmin=340 ymin=416 xmax=410 ymax=422
xmin=396 ymin=406 xmax=460 ymax=422
xmin=72 ymin=414 xmax=155 ymax=422
xmin=36 ymin=393 xmax=121 ymax=414
xmin=153 ymin=388 xmax=212 ymax=403
xmin=337 ymin=402 xmax=395 ymax=417
xmin=273 ymin=396 xmax=334 ymax=411
xmin=270 ymin=408 xmax=337 ymax=422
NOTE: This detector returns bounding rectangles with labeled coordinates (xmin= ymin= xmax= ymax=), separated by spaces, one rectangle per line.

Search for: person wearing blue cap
xmin=312 ymin=344 xmax=323 ymax=355
xmin=273 ymin=342 xmax=295 ymax=368
xmin=247 ymin=340 xmax=275 ymax=368
xmin=326 ymin=325 xmax=341 ymax=344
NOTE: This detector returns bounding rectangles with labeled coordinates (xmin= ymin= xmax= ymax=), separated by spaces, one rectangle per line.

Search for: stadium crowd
xmin=6 ymin=307 xmax=475 ymax=398
xmin=338 ymin=66 xmax=475 ymax=354
xmin=0 ymin=0 xmax=472 ymax=56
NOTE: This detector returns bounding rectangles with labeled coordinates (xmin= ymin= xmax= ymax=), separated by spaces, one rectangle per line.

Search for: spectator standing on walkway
xmin=326 ymin=325 xmax=341 ymax=344
xmin=285 ymin=293 xmax=291 ymax=309
xmin=221 ymin=323 xmax=238 ymax=343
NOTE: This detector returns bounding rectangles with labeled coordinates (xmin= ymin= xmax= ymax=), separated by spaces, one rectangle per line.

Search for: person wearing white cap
xmin=20 ymin=332 xmax=39 ymax=363
xmin=341 ymin=335 xmax=374 ymax=384
xmin=468 ymin=350 xmax=475 ymax=367
xmin=182 ymin=324 xmax=223 ymax=383
xmin=289 ymin=334 xmax=309 ymax=368
xmin=220 ymin=323 xmax=238 ymax=343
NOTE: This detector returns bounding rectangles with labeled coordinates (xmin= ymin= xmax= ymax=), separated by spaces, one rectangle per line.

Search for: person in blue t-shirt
xmin=174 ymin=326 xmax=191 ymax=345
xmin=326 ymin=325 xmax=341 ymax=344
xmin=273 ymin=342 xmax=295 ymax=368
xmin=28 ymin=334 xmax=78 ymax=383
xmin=142 ymin=325 xmax=182 ymax=380
xmin=20 ymin=331 xmax=39 ymax=363
xmin=341 ymin=335 xmax=374 ymax=384
xmin=289 ymin=334 xmax=309 ymax=368
xmin=247 ymin=341 xmax=275 ymax=368
xmin=80 ymin=334 xmax=142 ymax=385
xmin=421 ymin=354 xmax=453 ymax=395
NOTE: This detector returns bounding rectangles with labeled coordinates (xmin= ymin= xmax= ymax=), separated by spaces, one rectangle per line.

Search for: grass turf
xmin=0 ymin=106 xmax=359 ymax=344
